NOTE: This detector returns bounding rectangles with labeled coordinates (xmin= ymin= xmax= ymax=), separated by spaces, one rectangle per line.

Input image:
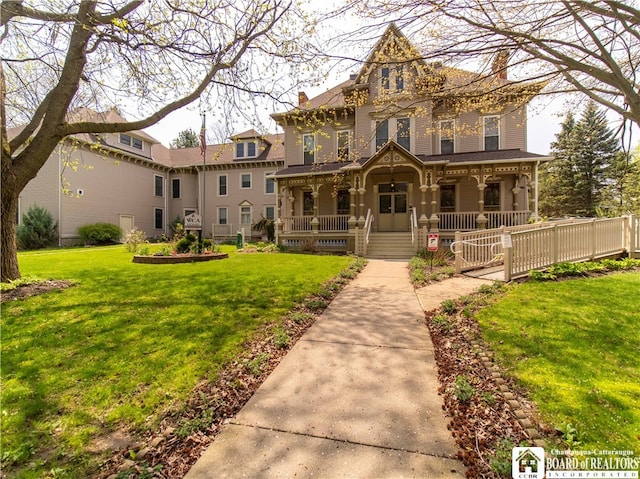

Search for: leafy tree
xmin=170 ymin=129 xmax=200 ymax=149
xmin=1 ymin=0 xmax=318 ymax=281
xmin=344 ymin=1 xmax=640 ymax=127
xmin=540 ymin=102 xmax=621 ymax=217
xmin=16 ymin=205 xmax=58 ymax=249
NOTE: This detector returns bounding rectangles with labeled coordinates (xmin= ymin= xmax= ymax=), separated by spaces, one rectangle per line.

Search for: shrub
xmin=16 ymin=205 xmax=58 ymax=249
xmin=78 ymin=223 xmax=121 ymax=245
xmin=123 ymin=227 xmax=147 ymax=253
xmin=175 ymin=237 xmax=193 ymax=253
xmin=441 ymin=299 xmax=457 ymax=315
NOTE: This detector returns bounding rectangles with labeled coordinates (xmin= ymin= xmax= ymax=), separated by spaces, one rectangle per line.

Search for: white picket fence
xmin=453 ymin=215 xmax=639 ymax=281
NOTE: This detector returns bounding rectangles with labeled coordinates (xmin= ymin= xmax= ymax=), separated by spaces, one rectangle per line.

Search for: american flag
xmin=199 ymin=114 xmax=206 ymax=157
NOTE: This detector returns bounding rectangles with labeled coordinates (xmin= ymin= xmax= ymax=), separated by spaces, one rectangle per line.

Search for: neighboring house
xmin=17 ymin=25 xmax=548 ymax=255
xmin=18 ymin=110 xmax=284 ymax=245
xmin=272 ymin=24 xmax=549 ymax=256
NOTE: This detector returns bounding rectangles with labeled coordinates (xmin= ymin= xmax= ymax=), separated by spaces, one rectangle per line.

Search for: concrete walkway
xmin=185 ymin=260 xmax=479 ymax=479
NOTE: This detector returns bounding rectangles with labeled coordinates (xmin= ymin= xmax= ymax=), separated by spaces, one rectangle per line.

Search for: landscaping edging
xmin=132 ymin=253 xmax=228 ymax=264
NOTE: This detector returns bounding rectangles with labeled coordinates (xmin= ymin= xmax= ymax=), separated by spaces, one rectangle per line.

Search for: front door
xmin=378 ymin=182 xmax=410 ymax=231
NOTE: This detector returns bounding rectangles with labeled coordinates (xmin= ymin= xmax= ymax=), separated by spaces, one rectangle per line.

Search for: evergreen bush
xmin=77 ymin=223 xmax=122 ymax=245
xmin=16 ymin=205 xmax=58 ymax=249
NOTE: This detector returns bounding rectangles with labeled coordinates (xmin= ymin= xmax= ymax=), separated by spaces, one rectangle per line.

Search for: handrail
xmin=410 ymin=207 xmax=418 ymax=244
xmin=364 ymin=209 xmax=373 ymax=244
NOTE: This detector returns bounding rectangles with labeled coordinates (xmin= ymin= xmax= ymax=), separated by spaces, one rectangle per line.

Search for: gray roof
xmin=274 ymin=148 xmax=548 ymax=178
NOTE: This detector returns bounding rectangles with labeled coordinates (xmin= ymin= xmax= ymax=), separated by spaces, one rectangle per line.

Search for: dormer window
xmin=381 ymin=65 xmax=404 ymax=93
xmin=235 ymin=140 xmax=258 ymax=159
xmin=120 ymin=133 xmax=144 ymax=150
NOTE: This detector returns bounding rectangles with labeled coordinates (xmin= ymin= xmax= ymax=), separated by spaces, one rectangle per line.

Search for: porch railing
xmin=281 ymin=215 xmax=350 ymax=233
xmin=411 ymin=207 xmax=418 ymax=244
xmin=364 ymin=209 xmax=373 ymax=244
xmin=438 ymin=211 xmax=531 ymax=231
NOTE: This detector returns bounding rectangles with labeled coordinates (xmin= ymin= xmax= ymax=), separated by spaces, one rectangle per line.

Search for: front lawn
xmin=1 ymin=246 xmax=353 ymax=478
xmin=476 ymin=272 xmax=640 ymax=451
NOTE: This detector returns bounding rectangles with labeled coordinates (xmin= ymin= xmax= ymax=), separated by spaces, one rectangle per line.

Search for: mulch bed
xmin=426 ymin=288 xmax=557 ymax=478
xmin=1 ymin=280 xmax=73 ymax=302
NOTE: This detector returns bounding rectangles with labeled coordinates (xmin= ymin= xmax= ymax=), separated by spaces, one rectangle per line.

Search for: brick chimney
xmin=298 ymin=91 xmax=309 ymax=106
xmin=492 ymin=50 xmax=509 ymax=80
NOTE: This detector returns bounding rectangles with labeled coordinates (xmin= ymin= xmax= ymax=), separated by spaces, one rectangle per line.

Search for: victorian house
xmin=271 ymin=25 xmax=548 ymax=257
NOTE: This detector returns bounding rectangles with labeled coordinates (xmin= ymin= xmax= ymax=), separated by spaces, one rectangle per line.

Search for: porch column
xmin=358 ymin=187 xmax=366 ymax=227
xmin=275 ymin=183 xmax=282 ymax=242
xmin=419 ymin=184 xmax=429 ymax=223
xmin=477 ymin=182 xmax=488 ymax=229
xmin=348 ymin=187 xmax=357 ymax=231
xmin=311 ymin=187 xmax=319 ymax=234
xmin=512 ymin=178 xmax=522 ymax=211
xmin=429 ymin=184 xmax=440 ymax=232
xmin=287 ymin=188 xmax=295 ymax=234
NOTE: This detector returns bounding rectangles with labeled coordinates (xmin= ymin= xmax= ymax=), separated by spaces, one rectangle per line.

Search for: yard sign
xmin=428 ymin=233 xmax=439 ymax=252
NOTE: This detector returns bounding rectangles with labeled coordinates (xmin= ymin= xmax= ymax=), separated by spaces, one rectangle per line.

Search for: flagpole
xmin=200 ymin=112 xmax=206 ymax=244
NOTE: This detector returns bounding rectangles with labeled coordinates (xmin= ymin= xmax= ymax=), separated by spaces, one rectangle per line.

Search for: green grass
xmin=1 ymin=245 xmax=352 ymax=478
xmin=476 ymin=272 xmax=640 ymax=451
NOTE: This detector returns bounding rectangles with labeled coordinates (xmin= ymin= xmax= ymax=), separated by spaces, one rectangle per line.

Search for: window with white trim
xmin=132 ymin=137 xmax=143 ymax=150
xmin=119 ymin=133 xmax=132 ymax=146
xmin=172 ymin=178 xmax=181 ymax=199
xmin=375 ymin=119 xmax=389 ymax=151
xmin=337 ymin=130 xmax=350 ymax=161
xmin=380 ymin=65 xmax=404 ymax=93
xmin=218 ymin=174 xmax=228 ymax=196
xmin=265 ymin=205 xmax=275 ymax=220
xmin=396 ymin=118 xmax=410 ymax=150
xmin=154 ymin=174 xmax=163 ymax=197
xmin=235 ymin=140 xmax=258 ymax=159
xmin=218 ymin=207 xmax=228 ymax=225
xmin=440 ymin=120 xmax=455 ymax=154
xmin=154 ymin=208 xmax=164 ymax=229
xmin=303 ymin=133 xmax=315 ymax=165
xmin=265 ymin=172 xmax=275 ymax=194
xmin=240 ymin=173 xmax=252 ymax=189
xmin=240 ymin=205 xmax=252 ymax=225
xmin=483 ymin=116 xmax=500 ymax=151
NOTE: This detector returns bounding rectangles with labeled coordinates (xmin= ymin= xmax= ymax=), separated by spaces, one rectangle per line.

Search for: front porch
xmin=277 ymin=210 xmax=532 ymax=255
xmin=273 ymin=143 xmax=541 ymax=257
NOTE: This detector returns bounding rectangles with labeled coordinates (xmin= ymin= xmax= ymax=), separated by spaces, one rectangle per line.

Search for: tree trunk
xmin=1 ymin=179 xmax=20 ymax=282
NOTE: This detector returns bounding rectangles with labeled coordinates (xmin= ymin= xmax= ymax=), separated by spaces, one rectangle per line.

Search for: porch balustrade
xmin=438 ymin=210 xmax=531 ymax=231
xmin=281 ymin=215 xmax=350 ymax=233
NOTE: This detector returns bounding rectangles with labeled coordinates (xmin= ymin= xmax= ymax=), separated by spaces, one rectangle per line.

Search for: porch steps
xmin=366 ymin=232 xmax=415 ymax=259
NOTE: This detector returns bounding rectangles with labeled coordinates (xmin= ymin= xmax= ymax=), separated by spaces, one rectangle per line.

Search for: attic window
xmin=380 ymin=65 xmax=404 ymax=93
xmin=235 ymin=140 xmax=258 ymax=159
xmin=119 ymin=133 xmax=131 ymax=145
xmin=132 ymin=137 xmax=143 ymax=150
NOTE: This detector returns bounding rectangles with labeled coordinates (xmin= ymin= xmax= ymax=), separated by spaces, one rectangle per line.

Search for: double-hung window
xmin=303 ymin=133 xmax=315 ymax=165
xmin=172 ymin=178 xmax=181 ymax=199
xmin=265 ymin=206 xmax=275 ymax=220
xmin=265 ymin=173 xmax=275 ymax=194
xmin=440 ymin=185 xmax=456 ymax=212
xmin=241 ymin=173 xmax=252 ymax=189
xmin=154 ymin=208 xmax=164 ymax=229
xmin=440 ymin=120 xmax=455 ymax=154
xmin=337 ymin=130 xmax=350 ymax=161
xmin=218 ymin=207 xmax=228 ymax=225
xmin=218 ymin=174 xmax=228 ymax=196
xmin=396 ymin=118 xmax=411 ymax=151
xmin=154 ymin=175 xmax=164 ymax=197
xmin=375 ymin=120 xmax=389 ymax=151
xmin=483 ymin=116 xmax=500 ymax=151
xmin=240 ymin=205 xmax=252 ymax=225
